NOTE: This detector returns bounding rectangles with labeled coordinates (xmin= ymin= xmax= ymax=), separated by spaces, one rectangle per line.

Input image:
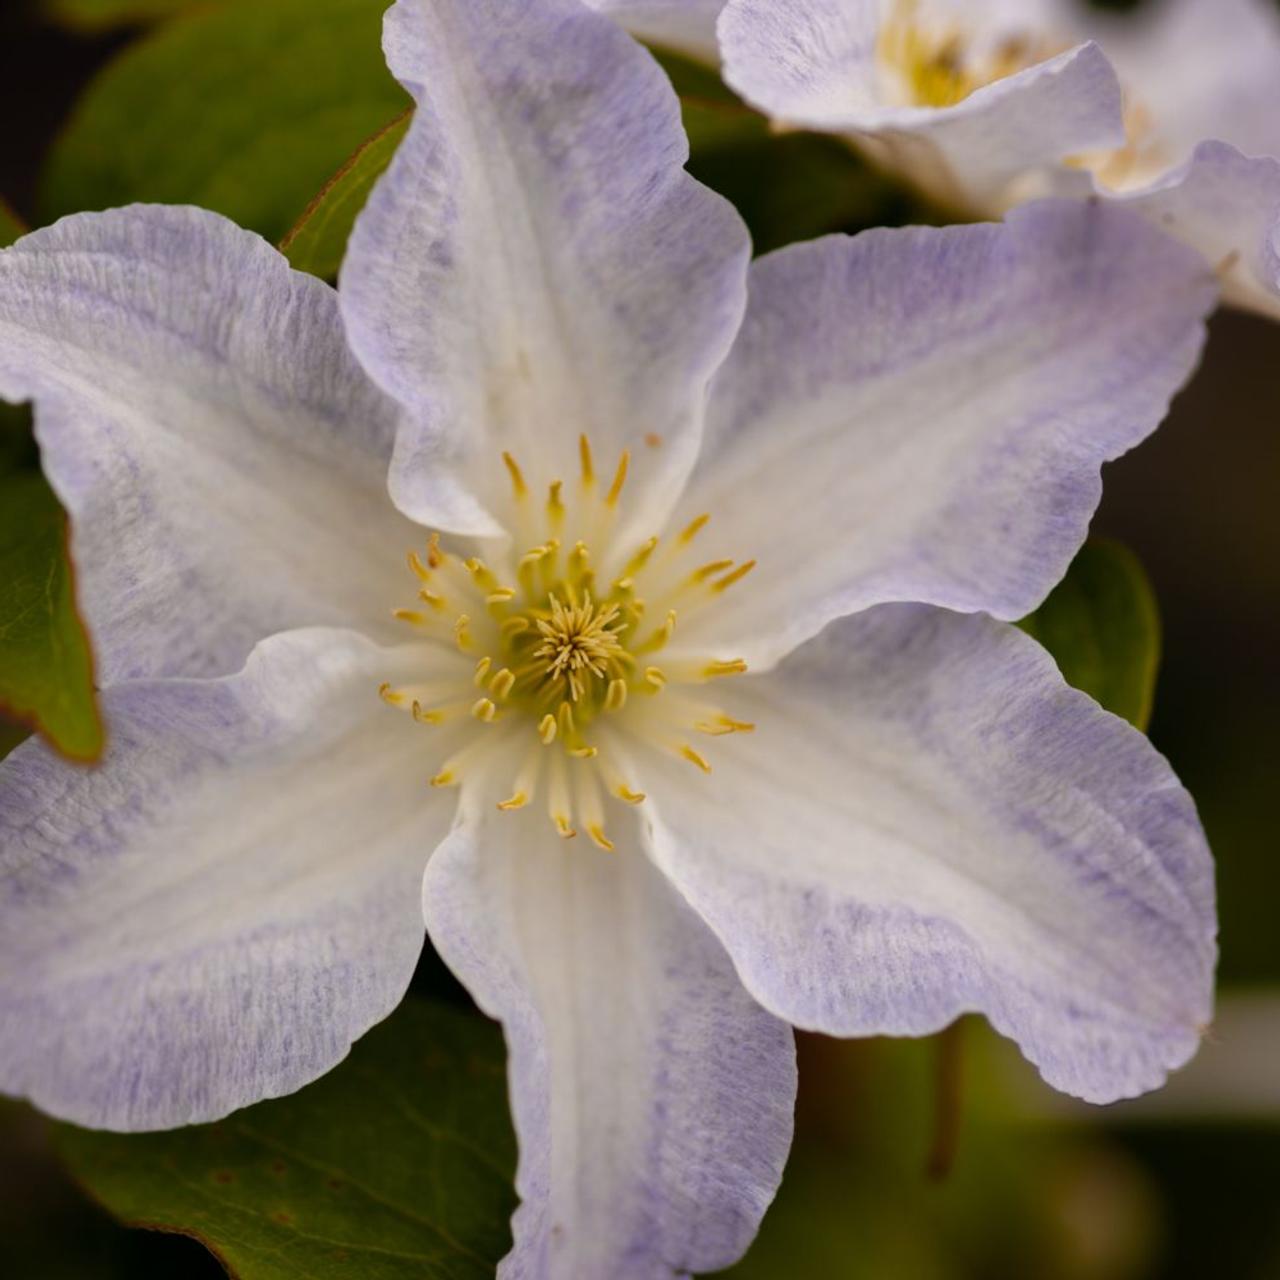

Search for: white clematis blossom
xmin=0 ymin=0 xmax=1219 ymax=1274
xmin=601 ymin=0 xmax=1280 ymax=318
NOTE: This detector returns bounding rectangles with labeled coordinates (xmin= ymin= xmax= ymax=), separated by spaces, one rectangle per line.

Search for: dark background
xmin=1 ymin=0 xmax=1277 ymax=1275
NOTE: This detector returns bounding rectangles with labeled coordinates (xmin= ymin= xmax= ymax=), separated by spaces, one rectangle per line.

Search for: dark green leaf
xmin=1019 ymin=538 xmax=1161 ymax=730
xmin=41 ymin=0 xmax=200 ymax=31
xmin=282 ymin=111 xmax=412 ymax=279
xmin=56 ymin=998 xmax=517 ymax=1280
xmin=0 ymin=455 xmax=103 ymax=761
xmin=41 ymin=0 xmax=410 ymax=244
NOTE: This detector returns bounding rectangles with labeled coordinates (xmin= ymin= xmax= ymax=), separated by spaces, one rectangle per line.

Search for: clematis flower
xmin=0 ymin=0 xmax=1218 ymax=1274
xmin=695 ymin=0 xmax=1280 ymax=318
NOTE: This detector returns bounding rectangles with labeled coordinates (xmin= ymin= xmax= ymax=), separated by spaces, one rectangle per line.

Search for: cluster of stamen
xmin=878 ymin=0 xmax=1064 ymax=109
xmin=380 ymin=436 xmax=756 ymax=851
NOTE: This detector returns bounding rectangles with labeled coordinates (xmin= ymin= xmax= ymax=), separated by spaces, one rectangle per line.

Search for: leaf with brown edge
xmin=55 ymin=998 xmax=517 ymax=1280
xmin=0 ymin=431 xmax=104 ymax=763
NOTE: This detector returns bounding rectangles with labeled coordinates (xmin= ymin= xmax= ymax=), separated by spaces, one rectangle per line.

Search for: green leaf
xmin=41 ymin=0 xmax=200 ymax=31
xmin=0 ymin=453 xmax=103 ymax=761
xmin=0 ymin=197 xmax=25 ymax=248
xmin=282 ymin=111 xmax=412 ymax=279
xmin=41 ymin=0 xmax=410 ymax=244
xmin=55 ymin=998 xmax=517 ymax=1280
xmin=1019 ymin=538 xmax=1161 ymax=730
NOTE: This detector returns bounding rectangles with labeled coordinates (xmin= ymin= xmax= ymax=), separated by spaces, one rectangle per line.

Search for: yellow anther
xmin=616 ymin=785 xmax=647 ymax=805
xmin=470 ymin=697 xmax=497 ymax=722
xmin=579 ymin=434 xmax=595 ymax=486
xmin=643 ymin=666 xmax=667 ymax=690
xmin=426 ymin=532 xmax=443 ymax=569
xmin=454 ymin=614 xmax=474 ymax=652
xmin=691 ymin=559 xmax=735 ymax=583
xmin=407 ymin=549 xmax=432 ymax=581
xmin=417 ymin=588 xmax=447 ymax=611
xmin=412 ymin=701 xmax=445 ymax=725
xmin=430 ymin=768 xmax=457 ymax=788
xmin=605 ymin=450 xmax=630 ymax=506
xmin=621 ymin=536 xmax=659 ymax=577
xmin=502 ymin=451 xmax=528 ymax=498
xmin=568 ymin=745 xmax=598 ymax=760
xmin=587 ymin=824 xmax=615 ymax=853
xmin=393 ymin=608 xmax=431 ymax=627
xmin=705 ymin=659 xmax=748 ymax=679
xmin=696 ymin=716 xmax=755 ymax=736
xmin=490 ymin=668 xmax=516 ymax=700
xmin=466 ymin=558 xmax=500 ymax=592
xmin=497 ymin=791 xmax=529 ymax=811
xmin=553 ymin=814 xmax=577 ymax=839
xmin=678 ymin=513 xmax=710 ymax=544
xmin=547 ymin=480 xmax=565 ymax=527
xmin=486 ymin=588 xmax=516 ymax=605
xmin=680 ymin=745 xmax=712 ymax=773
xmin=501 ymin=616 xmax=532 ymax=639
xmin=636 ymin=609 xmax=676 ymax=655
xmin=713 ymin=560 xmax=756 ymax=593
xmin=568 ymin=541 xmax=590 ymax=577
xmin=538 ymin=713 xmax=558 ymax=745
xmin=605 ymin=678 xmax=628 ymax=712
xmin=473 ymin=656 xmax=492 ymax=687
xmin=557 ymin=700 xmax=576 ymax=739
xmin=379 ymin=682 xmax=405 ymax=707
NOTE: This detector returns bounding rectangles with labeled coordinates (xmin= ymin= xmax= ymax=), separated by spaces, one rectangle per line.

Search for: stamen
xmin=490 ymin=667 xmax=516 ymax=700
xmin=713 ymin=560 xmax=756 ymax=593
xmin=470 ymin=697 xmax=497 ymax=722
xmin=538 ymin=713 xmax=557 ymax=745
xmin=678 ymin=513 xmax=710 ymax=544
xmin=407 ymin=549 xmax=432 ymax=581
xmin=690 ymin=559 xmax=734 ymax=584
xmin=704 ymin=659 xmax=748 ymax=679
xmin=643 ymin=666 xmax=667 ymax=691
xmin=679 ymin=745 xmax=712 ymax=773
xmin=696 ymin=715 xmax=755 ymax=735
xmin=497 ymin=791 xmax=528 ymax=811
xmin=417 ymin=589 xmax=447 ymax=611
xmin=579 ymin=434 xmax=596 ymax=487
xmin=412 ymin=701 xmax=446 ymax=725
xmin=605 ymin=678 xmax=628 ymax=712
xmin=605 ymin=451 xmax=630 ymax=506
xmin=474 ymin=656 xmax=492 ymax=686
xmin=393 ymin=608 xmax=431 ymax=627
xmin=547 ymin=480 xmax=565 ymax=529
xmin=503 ymin=451 xmax=528 ymax=498
xmin=426 ymin=532 xmax=443 ymax=569
xmin=454 ymin=615 xmax=474 ymax=652
xmin=587 ymin=825 xmax=615 ymax=852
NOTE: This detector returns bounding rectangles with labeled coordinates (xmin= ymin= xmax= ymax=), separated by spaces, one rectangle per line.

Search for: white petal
xmin=587 ymin=0 xmax=725 ymax=62
xmin=718 ymin=0 xmax=1124 ymax=208
xmin=0 ymin=628 xmax=458 ymax=1129
xmin=1113 ymin=142 xmax=1280 ymax=321
xmin=639 ymin=605 xmax=1217 ymax=1104
xmin=674 ymin=200 xmax=1214 ymax=670
xmin=423 ymin=801 xmax=795 ymax=1279
xmin=341 ymin=0 xmax=750 ymax=539
xmin=1093 ymin=0 xmax=1280 ymax=173
xmin=0 ymin=206 xmax=418 ymax=683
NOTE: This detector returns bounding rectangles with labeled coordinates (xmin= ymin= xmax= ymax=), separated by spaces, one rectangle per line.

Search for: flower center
xmin=380 ymin=436 xmax=755 ymax=850
xmin=878 ymin=0 xmax=1063 ymax=109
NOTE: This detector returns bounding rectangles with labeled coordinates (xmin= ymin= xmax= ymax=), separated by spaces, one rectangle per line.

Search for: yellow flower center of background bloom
xmin=878 ymin=0 xmax=1063 ymax=109
xmin=380 ymin=435 xmax=755 ymax=851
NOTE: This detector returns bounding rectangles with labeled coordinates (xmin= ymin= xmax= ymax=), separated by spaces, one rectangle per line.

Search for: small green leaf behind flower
xmin=55 ymin=998 xmax=518 ymax=1280
xmin=282 ymin=111 xmax=412 ymax=280
xmin=40 ymin=0 xmax=410 ymax=245
xmin=0 ymin=402 xmax=103 ymax=762
xmin=1019 ymin=539 xmax=1161 ymax=731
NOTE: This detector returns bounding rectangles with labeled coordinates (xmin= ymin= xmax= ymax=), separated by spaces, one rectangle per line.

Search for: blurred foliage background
xmin=1 ymin=0 xmax=1278 ymax=1276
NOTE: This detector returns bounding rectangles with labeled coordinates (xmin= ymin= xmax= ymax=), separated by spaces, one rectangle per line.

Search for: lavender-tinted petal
xmin=340 ymin=0 xmax=750 ymax=540
xmin=673 ymin=200 xmax=1215 ymax=670
xmin=422 ymin=801 xmax=795 ymax=1279
xmin=0 ymin=628 xmax=449 ymax=1130
xmin=640 ymin=604 xmax=1217 ymax=1104
xmin=0 ymin=206 xmax=416 ymax=683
